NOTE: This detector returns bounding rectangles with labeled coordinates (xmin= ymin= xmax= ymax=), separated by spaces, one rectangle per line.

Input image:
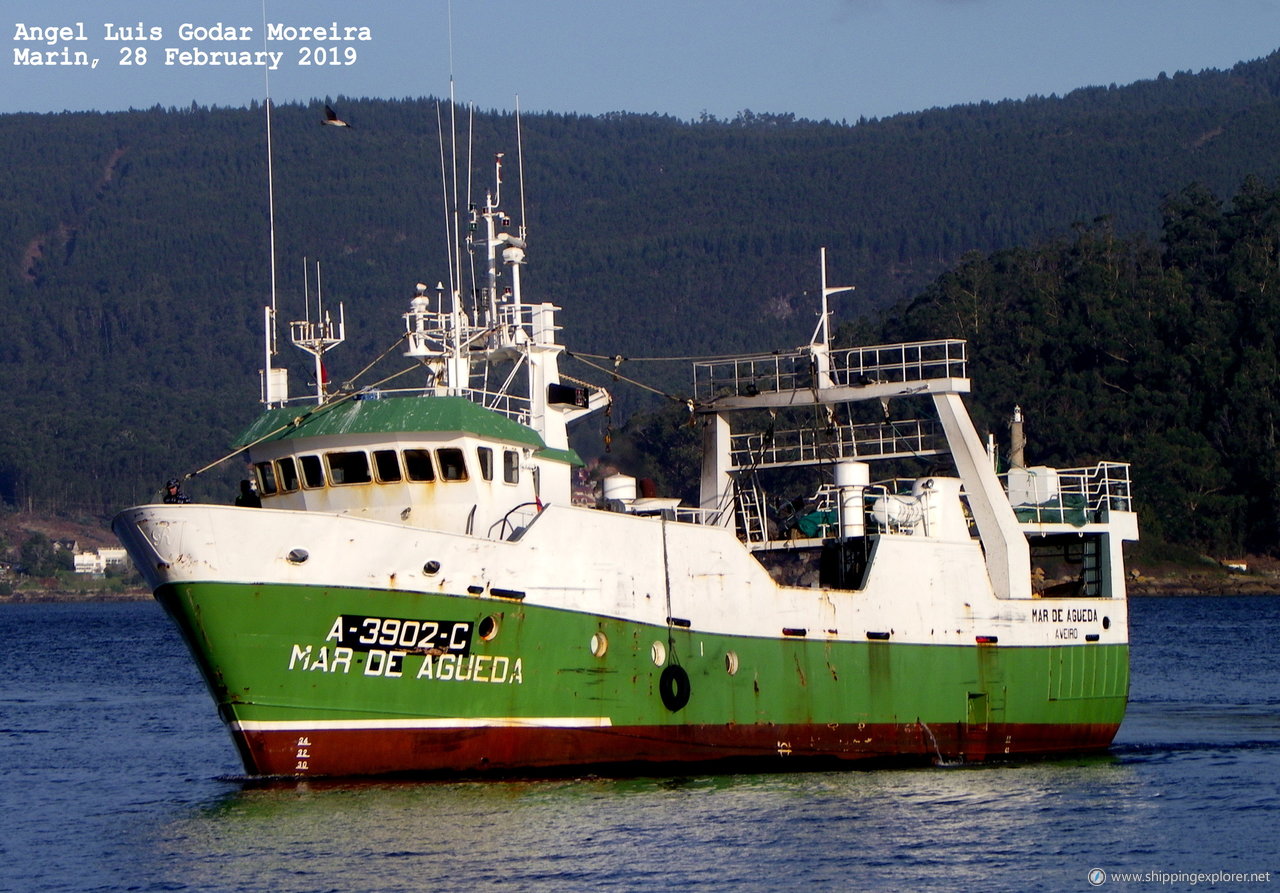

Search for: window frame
xmin=299 ymin=455 xmax=326 ymax=489
xmin=372 ymin=448 xmax=403 ymax=483
xmin=276 ymin=456 xmax=300 ymax=493
xmin=436 ymin=447 xmax=469 ymax=482
xmin=325 ymin=450 xmax=372 ymax=486
xmin=402 ymin=448 xmax=436 ymax=482
xmin=254 ymin=461 xmax=279 ymax=496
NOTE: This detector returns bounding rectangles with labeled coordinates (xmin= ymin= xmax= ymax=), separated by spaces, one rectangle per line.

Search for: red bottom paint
xmin=237 ymin=721 xmax=1123 ymax=778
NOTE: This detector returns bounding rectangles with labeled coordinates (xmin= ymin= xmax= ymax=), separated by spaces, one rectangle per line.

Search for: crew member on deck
xmin=235 ymin=479 xmax=262 ymax=508
xmin=163 ymin=479 xmax=191 ymax=504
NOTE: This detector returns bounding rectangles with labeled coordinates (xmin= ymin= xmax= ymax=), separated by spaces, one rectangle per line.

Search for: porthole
xmin=423 ymin=560 xmax=441 ymax=575
xmin=725 ymin=651 xmax=739 ymax=676
xmin=478 ymin=615 xmax=499 ymax=641
xmin=650 ymin=640 xmax=667 ymax=666
xmin=1102 ymin=616 xmax=1111 ymax=630
xmin=590 ymin=632 xmax=608 ymax=658
xmin=286 ymin=548 xmax=309 ymax=564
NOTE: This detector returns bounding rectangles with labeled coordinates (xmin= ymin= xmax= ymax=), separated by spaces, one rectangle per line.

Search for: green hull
xmin=158 ymin=580 xmax=1128 ymax=776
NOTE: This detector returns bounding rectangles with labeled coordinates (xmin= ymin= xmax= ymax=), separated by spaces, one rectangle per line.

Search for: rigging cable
xmin=180 ymin=336 xmax=422 ymax=483
xmin=563 ymin=350 xmax=691 ymax=403
xmin=569 ymin=348 xmax=798 ymax=364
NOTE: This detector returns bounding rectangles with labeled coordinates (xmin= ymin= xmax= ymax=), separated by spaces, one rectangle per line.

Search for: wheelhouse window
xmin=373 ymin=449 xmax=402 ymax=483
xmin=437 ymin=448 xmax=468 ymax=482
xmin=503 ymin=450 xmax=520 ymax=484
xmin=403 ymin=448 xmax=436 ymax=482
xmin=299 ymin=455 xmax=326 ymax=488
xmin=477 ymin=447 xmax=494 ymax=481
xmin=276 ymin=456 xmax=300 ymax=492
xmin=254 ymin=461 xmax=278 ymax=496
xmin=326 ymin=451 xmax=371 ymax=485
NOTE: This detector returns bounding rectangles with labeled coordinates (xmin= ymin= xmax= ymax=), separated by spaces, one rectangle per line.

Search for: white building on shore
xmin=73 ymin=547 xmax=129 ymax=576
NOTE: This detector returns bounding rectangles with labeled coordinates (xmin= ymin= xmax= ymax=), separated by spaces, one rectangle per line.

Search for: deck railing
xmin=1002 ymin=462 xmax=1133 ymax=526
xmin=693 ymin=339 xmax=967 ymax=401
xmin=826 ymin=339 xmax=968 ymax=388
xmin=730 ymin=418 xmax=945 ymax=469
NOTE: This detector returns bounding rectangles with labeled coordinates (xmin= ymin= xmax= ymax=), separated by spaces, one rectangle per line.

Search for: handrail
xmin=692 ymin=338 xmax=967 ymax=401
xmin=1002 ymin=462 xmax=1133 ymax=525
xmin=730 ymin=418 xmax=945 ymax=468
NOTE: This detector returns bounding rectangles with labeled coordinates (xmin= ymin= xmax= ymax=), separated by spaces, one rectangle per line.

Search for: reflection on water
xmin=144 ymin=759 xmax=1156 ymax=892
xmin=4 ymin=598 xmax=1279 ymax=892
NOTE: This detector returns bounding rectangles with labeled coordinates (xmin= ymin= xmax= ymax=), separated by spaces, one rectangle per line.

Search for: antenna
xmin=435 ymin=102 xmax=456 ymax=303
xmin=263 ymin=108 xmax=277 ymax=330
xmin=516 ymin=95 xmax=527 ymax=240
xmin=259 ymin=0 xmax=287 ymax=406
xmin=466 ymin=103 xmax=478 ymax=321
xmin=812 ymin=246 xmax=855 ymax=348
xmin=450 ymin=91 xmax=461 ymax=316
xmin=316 ymin=260 xmax=323 ymax=332
xmin=445 ymin=0 xmax=466 ymax=321
xmin=446 ymin=30 xmax=466 ymax=328
xmin=290 ymin=259 xmax=346 ymax=404
xmin=446 ymin=0 xmax=455 ymax=86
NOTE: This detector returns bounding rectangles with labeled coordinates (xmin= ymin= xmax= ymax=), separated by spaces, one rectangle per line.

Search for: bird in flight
xmin=322 ymin=104 xmax=351 ymax=128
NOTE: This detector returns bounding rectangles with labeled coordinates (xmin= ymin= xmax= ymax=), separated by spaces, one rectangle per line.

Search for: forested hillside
xmin=860 ymin=178 xmax=1280 ymax=555
xmin=7 ymin=50 xmax=1280 ymax=555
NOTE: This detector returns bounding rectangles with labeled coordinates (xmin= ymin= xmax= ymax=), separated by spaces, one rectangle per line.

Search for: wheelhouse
xmin=235 ymin=394 xmax=580 ymax=537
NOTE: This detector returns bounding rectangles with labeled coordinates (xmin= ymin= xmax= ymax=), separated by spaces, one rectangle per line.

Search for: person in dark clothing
xmin=235 ymin=479 xmax=262 ymax=508
xmin=162 ymin=479 xmax=191 ymax=504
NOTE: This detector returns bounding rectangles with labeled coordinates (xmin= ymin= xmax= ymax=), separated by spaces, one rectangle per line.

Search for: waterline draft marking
xmin=12 ymin=21 xmax=371 ymax=70
xmin=1088 ymin=868 xmax=1273 ymax=886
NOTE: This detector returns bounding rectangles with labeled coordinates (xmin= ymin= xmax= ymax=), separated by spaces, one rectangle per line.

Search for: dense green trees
xmin=18 ymin=532 xmax=72 ymax=577
xmin=854 ymin=177 xmax=1280 ymax=555
xmin=607 ymin=177 xmax=1280 ymax=555
xmin=7 ymin=51 xmax=1280 ymax=555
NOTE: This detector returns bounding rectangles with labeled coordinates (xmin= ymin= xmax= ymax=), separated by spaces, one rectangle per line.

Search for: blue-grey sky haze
xmin=8 ymin=0 xmax=1280 ymax=121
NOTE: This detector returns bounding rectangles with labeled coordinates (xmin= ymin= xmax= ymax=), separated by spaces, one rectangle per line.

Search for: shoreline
xmin=1126 ymin=577 xmax=1280 ymax=597
xmin=1 ymin=588 xmax=152 ymax=603
xmin=4 ymin=576 xmax=1279 ymax=604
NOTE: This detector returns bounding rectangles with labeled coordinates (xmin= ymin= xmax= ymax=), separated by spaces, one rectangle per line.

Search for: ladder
xmin=734 ymin=478 xmax=769 ymax=544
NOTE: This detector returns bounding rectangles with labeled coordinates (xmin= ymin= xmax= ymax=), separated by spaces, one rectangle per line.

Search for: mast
xmin=257 ymin=0 xmax=288 ymax=407
xmin=259 ymin=94 xmax=288 ymax=407
xmin=810 ymin=247 xmax=855 ymax=390
xmin=1010 ymin=405 xmax=1026 ymax=469
xmin=483 ymin=153 xmax=505 ymax=332
xmin=289 ymin=261 xmax=346 ymax=404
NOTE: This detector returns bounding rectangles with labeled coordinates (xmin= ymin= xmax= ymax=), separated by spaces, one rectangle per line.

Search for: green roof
xmin=535 ymin=446 xmax=584 ymax=467
xmin=233 ymin=395 xmax=548 ymax=451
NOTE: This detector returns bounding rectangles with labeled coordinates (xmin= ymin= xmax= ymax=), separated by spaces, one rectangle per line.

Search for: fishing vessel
xmin=113 ymin=150 xmax=1138 ymax=778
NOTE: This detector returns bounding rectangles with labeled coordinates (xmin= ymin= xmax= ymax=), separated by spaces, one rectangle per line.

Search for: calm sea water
xmin=2 ymin=596 xmax=1277 ymax=893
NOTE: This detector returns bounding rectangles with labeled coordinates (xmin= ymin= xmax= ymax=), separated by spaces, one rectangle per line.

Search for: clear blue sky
xmin=8 ymin=0 xmax=1280 ymax=121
